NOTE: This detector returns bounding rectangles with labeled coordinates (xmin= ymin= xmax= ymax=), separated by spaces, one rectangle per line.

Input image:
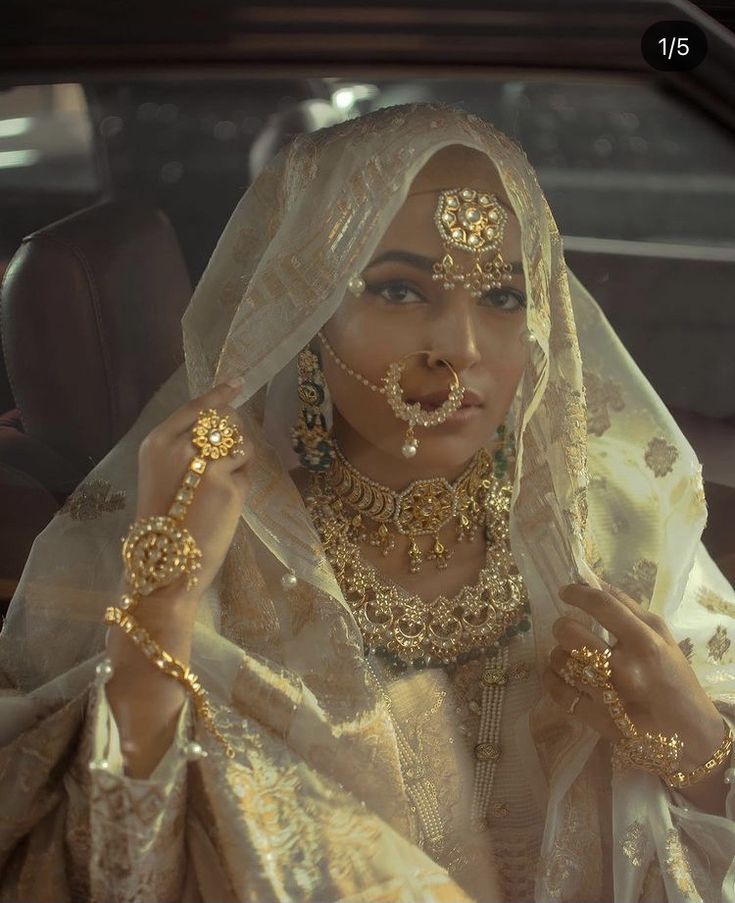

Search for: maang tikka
xmin=432 ymin=188 xmax=513 ymax=297
xmin=291 ymin=346 xmax=335 ymax=471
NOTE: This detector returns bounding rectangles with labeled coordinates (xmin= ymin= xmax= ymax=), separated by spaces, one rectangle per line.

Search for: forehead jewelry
xmin=433 ymin=188 xmax=513 ymax=298
xmin=317 ymin=331 xmax=465 ymax=458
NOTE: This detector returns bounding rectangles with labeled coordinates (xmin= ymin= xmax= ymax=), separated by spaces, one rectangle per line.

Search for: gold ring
xmin=559 ymin=645 xmax=612 ymax=690
xmin=192 ymin=408 xmax=244 ymax=461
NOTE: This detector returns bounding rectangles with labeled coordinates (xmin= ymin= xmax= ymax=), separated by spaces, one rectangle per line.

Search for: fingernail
xmin=225 ymin=375 xmax=245 ymax=389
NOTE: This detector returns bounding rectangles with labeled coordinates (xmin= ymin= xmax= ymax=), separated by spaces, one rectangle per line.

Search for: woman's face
xmin=321 ymin=146 xmax=529 ymax=481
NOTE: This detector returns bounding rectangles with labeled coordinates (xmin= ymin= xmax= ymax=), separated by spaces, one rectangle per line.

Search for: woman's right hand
xmin=135 ymin=378 xmax=253 ymax=600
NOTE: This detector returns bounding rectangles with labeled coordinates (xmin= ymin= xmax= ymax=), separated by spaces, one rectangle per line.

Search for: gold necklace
xmin=306 ymin=454 xmax=530 ymax=669
xmin=324 ymin=443 xmax=499 ymax=573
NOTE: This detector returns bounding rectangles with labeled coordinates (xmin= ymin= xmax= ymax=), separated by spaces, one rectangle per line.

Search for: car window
xmin=0 ymin=83 xmax=99 ymax=192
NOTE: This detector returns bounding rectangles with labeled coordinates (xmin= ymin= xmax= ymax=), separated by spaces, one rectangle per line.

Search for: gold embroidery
xmin=644 ymin=437 xmax=679 ymax=478
xmin=543 ymin=377 xmax=588 ymax=476
xmin=707 ymin=625 xmax=731 ymax=663
xmin=57 ymin=480 xmax=126 ymax=521
xmin=610 ymin=512 xmax=630 ymax=535
xmin=219 ymin=277 xmax=249 ymax=312
xmin=664 ymin=829 xmax=697 ymax=897
xmin=678 ymin=638 xmax=695 ymax=662
xmin=563 ymin=486 xmax=589 ymax=538
xmin=621 ymin=819 xmax=648 ymax=867
xmin=584 ymin=370 xmax=625 ymax=437
xmin=616 ymin=559 xmax=658 ymax=605
xmin=232 ymin=226 xmax=261 ymax=264
xmin=488 ymin=801 xmax=510 ymax=819
xmin=697 ymin=588 xmax=735 ymax=619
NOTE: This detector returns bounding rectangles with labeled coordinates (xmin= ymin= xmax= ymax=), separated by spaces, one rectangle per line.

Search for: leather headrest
xmin=0 ymin=199 xmax=191 ymax=474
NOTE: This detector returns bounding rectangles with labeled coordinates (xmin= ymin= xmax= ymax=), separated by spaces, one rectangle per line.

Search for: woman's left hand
xmin=543 ymin=580 xmax=726 ymax=772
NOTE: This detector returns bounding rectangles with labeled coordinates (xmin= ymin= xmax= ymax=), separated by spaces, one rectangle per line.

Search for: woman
xmin=1 ymin=103 xmax=734 ymax=903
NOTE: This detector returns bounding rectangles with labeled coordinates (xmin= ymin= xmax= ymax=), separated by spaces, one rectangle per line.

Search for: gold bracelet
xmin=109 ymin=408 xmax=245 ymax=757
xmin=566 ymin=645 xmax=733 ymax=788
xmin=664 ymin=719 xmax=734 ymax=789
xmin=104 ymin=605 xmax=235 ymax=759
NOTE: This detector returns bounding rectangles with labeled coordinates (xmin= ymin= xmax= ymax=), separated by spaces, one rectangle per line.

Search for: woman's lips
xmin=419 ymin=400 xmax=481 ymax=410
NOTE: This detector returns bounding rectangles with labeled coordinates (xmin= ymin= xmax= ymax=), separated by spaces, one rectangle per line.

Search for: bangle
xmin=104 ymin=604 xmax=235 ymax=759
xmin=613 ymin=719 xmax=733 ymax=789
xmin=665 ymin=719 xmax=733 ymax=789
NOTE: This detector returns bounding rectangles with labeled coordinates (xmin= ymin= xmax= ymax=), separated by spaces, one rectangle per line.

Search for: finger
xmin=551 ymin=616 xmax=610 ymax=654
xmin=158 ymin=378 xmax=245 ymax=438
xmin=599 ymin=579 xmax=676 ymax=644
xmin=542 ymin=668 xmax=618 ymax=740
xmin=559 ymin=582 xmax=650 ymax=647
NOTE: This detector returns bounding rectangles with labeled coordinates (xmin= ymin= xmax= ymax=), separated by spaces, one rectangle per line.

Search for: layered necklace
xmin=306 ymin=442 xmax=530 ymax=669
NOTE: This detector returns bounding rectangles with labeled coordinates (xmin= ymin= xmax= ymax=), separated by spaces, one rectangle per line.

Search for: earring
xmin=291 ymin=347 xmax=335 ymax=472
xmin=492 ymin=421 xmax=516 ymax=481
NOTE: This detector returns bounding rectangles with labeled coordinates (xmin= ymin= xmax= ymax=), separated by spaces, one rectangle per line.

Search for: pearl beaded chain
xmin=471 ymin=645 xmax=509 ymax=824
xmin=317 ymin=330 xmax=385 ymax=394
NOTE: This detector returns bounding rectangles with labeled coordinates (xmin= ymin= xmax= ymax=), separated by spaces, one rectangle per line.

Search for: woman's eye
xmin=369 ymin=281 xmax=425 ymax=305
xmin=482 ymin=287 xmax=527 ymax=312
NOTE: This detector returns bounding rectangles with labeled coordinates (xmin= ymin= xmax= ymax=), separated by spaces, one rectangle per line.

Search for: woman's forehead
xmin=407 ymin=145 xmax=509 ymax=200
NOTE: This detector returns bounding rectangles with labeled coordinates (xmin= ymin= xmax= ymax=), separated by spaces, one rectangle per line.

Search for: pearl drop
xmin=281 ymin=572 xmax=298 ymax=589
xmin=402 ymin=441 xmax=418 ymax=458
xmin=90 ymin=758 xmax=110 ymax=771
xmin=185 ymin=741 xmax=208 ymax=760
xmin=347 ymin=275 xmax=366 ymax=296
xmin=96 ymin=659 xmax=114 ymax=679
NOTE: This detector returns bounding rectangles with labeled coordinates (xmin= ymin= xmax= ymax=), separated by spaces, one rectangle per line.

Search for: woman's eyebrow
xmin=366 ymin=250 xmax=524 ymax=274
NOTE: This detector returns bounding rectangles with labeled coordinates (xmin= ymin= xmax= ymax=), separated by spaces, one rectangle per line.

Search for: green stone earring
xmin=291 ymin=346 xmax=336 ymax=472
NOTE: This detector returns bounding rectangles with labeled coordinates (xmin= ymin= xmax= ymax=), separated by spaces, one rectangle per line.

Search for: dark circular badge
xmin=642 ymin=21 xmax=708 ymax=72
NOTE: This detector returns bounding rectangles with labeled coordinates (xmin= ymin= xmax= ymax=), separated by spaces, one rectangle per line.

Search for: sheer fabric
xmin=1 ymin=103 xmax=734 ymax=902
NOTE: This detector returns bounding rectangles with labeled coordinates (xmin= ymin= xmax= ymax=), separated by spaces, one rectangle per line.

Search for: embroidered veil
xmin=1 ymin=103 xmax=734 ymax=902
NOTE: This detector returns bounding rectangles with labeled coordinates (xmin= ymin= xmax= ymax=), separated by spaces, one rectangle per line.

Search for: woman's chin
xmin=397 ymin=430 xmax=492 ymax=472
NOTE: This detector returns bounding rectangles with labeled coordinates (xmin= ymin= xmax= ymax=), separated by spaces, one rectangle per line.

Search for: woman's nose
xmin=426 ymin=301 xmax=483 ymax=372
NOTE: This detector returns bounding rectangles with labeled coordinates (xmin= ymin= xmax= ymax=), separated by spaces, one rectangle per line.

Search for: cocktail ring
xmin=192 ymin=408 xmax=245 ymax=461
xmin=560 ymin=645 xmax=613 ymax=690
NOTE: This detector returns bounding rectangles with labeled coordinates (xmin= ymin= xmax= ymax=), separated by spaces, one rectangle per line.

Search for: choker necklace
xmin=305 ymin=447 xmax=530 ymax=668
xmin=322 ymin=442 xmax=506 ymax=574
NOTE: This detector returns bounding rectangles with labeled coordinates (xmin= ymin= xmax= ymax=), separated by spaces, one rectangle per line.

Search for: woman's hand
xmin=543 ymin=580 xmax=729 ymax=812
xmin=136 ymin=378 xmax=253 ymax=600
